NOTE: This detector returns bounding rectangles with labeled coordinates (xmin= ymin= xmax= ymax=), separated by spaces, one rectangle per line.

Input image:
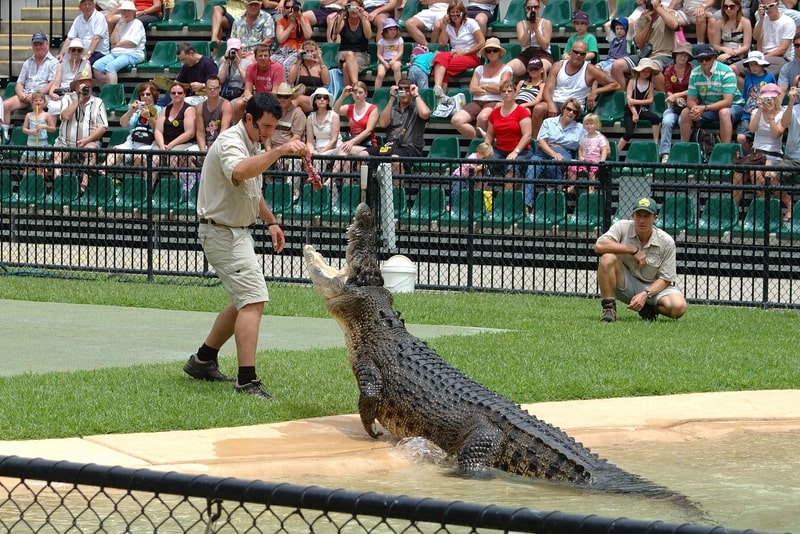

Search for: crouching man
xmin=594 ymin=196 xmax=687 ymax=322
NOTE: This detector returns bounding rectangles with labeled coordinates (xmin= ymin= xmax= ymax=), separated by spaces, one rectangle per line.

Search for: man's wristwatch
xmin=645 ymin=290 xmax=652 ymax=299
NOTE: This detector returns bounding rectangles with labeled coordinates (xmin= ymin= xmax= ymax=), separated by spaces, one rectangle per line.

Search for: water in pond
xmin=289 ymin=429 xmax=799 ymax=533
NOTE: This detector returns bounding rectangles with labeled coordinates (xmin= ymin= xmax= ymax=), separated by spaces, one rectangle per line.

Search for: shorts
xmin=518 ymin=46 xmax=553 ymax=65
xmin=335 ymin=50 xmax=370 ymax=71
xmin=615 ymin=265 xmax=682 ymax=305
xmin=466 ymin=5 xmax=498 ymax=23
xmin=199 ymin=224 xmax=269 ymax=310
xmin=411 ymin=3 xmax=448 ymax=30
xmin=567 ymin=164 xmax=598 ymax=177
xmin=460 ymin=99 xmax=499 ymax=120
xmin=309 ymin=6 xmax=339 ymax=25
xmin=737 ymin=118 xmax=752 ymax=138
xmin=623 ymin=54 xmax=673 ymax=73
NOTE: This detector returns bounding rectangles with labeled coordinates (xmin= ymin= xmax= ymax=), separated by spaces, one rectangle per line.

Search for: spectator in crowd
xmin=515 ymin=58 xmax=547 ymax=126
xmin=735 ymin=83 xmax=793 ymax=221
xmin=273 ymin=0 xmax=313 ymax=76
xmin=567 ymin=113 xmax=608 ymax=193
xmin=484 ymin=79 xmax=533 ymax=185
xmin=331 ymin=0 xmax=373 ymax=86
xmin=542 ymin=40 xmax=620 ymax=120
xmin=52 ymin=70 xmax=109 ymax=193
xmin=268 ymin=82 xmax=307 ymax=201
xmin=92 ymin=1 xmax=146 ymax=86
xmin=106 ymin=0 xmax=162 ymax=32
xmin=186 ymin=92 xmax=296 ymax=399
xmin=769 ymin=81 xmax=800 ymax=214
xmin=107 ymin=81 xmax=161 ymax=169
xmin=233 ymin=44 xmax=284 ymax=122
xmin=303 ymin=0 xmax=348 ymax=32
xmin=57 ymin=0 xmax=109 ymax=65
xmin=230 ymin=0 xmax=275 ymax=58
xmin=49 ymin=38 xmax=91 ymax=116
xmin=679 ymin=44 xmax=744 ymax=145
xmin=195 ymin=75 xmax=234 ymax=152
xmin=738 ymin=50 xmax=776 ymax=153
xmin=595 ymin=196 xmax=687 ymax=323
xmin=524 ymin=97 xmax=584 ymax=211
xmin=4 ymin=32 xmax=59 ymax=120
xmin=777 ymin=34 xmax=800 ymax=90
xmin=375 ymin=18 xmax=404 ymax=90
xmin=465 ymin=0 xmax=498 ymax=38
xmin=735 ymin=0 xmax=795 ymax=77
xmin=708 ymin=0 xmax=752 ymax=65
xmin=430 ymin=1 xmax=484 ymax=97
xmin=610 ymin=1 xmax=680 ymax=92
xmin=404 ymin=0 xmax=449 ymax=46
xmin=289 ymin=40 xmax=332 ymax=112
xmin=153 ymin=81 xmax=197 ymax=187
xmin=366 ymin=79 xmax=430 ymax=168
xmin=448 ymin=141 xmax=493 ymax=210
xmin=672 ymin=0 xmax=711 ymax=44
xmin=333 ymin=81 xmax=379 ymax=156
xmin=598 ymin=17 xmax=631 ymax=72
xmin=450 ymin=38 xmax=512 ymax=139
xmin=407 ymin=44 xmax=435 ymax=89
xmin=506 ymin=0 xmax=553 ymax=78
xmin=174 ymin=41 xmax=220 ymax=106
xmin=210 ymin=0 xmax=251 ymax=48
xmin=618 ymin=58 xmax=662 ymax=153
xmin=562 ymin=11 xmax=599 ymax=63
xmin=362 ymin=0 xmax=398 ymax=40
xmin=217 ymin=38 xmax=253 ymax=101
xmin=21 ymin=92 xmax=56 ymax=174
xmin=659 ymin=42 xmax=694 ymax=161
xmin=306 ymin=87 xmax=342 ymax=177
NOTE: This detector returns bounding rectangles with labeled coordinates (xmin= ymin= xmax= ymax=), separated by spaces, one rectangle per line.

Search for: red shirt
xmin=245 ymin=61 xmax=284 ymax=93
xmin=489 ymin=105 xmax=531 ymax=153
xmin=134 ymin=0 xmax=162 ymax=18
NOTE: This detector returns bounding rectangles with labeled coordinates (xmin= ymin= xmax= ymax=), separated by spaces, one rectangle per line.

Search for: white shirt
xmin=67 ymin=10 xmax=110 ymax=55
xmin=110 ymin=18 xmax=146 ymax=61
xmin=446 ymin=18 xmax=481 ymax=53
xmin=762 ymin=14 xmax=795 ymax=61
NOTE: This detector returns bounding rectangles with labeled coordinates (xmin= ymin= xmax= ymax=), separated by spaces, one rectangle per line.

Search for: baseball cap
xmin=527 ymin=58 xmax=543 ymax=70
xmin=760 ymin=83 xmax=781 ymax=98
xmin=633 ymin=196 xmax=658 ymax=214
xmin=572 ymin=10 xmax=590 ymax=23
xmin=31 ymin=31 xmax=48 ymax=43
xmin=695 ymin=44 xmax=717 ymax=59
xmin=610 ymin=17 xmax=628 ymax=32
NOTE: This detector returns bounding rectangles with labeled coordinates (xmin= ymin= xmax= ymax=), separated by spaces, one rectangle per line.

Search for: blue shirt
xmin=742 ymin=72 xmax=777 ymax=120
xmin=536 ymin=116 xmax=585 ymax=151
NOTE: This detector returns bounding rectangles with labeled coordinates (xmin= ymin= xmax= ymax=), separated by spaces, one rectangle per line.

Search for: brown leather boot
xmin=601 ymin=298 xmax=617 ymax=322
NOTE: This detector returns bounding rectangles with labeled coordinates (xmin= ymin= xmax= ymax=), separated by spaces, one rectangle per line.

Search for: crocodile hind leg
xmin=456 ymin=423 xmax=505 ymax=475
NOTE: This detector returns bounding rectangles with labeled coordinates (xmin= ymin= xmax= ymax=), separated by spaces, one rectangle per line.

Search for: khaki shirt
xmin=634 ymin=10 xmax=677 ymax=60
xmin=597 ymin=219 xmax=678 ymax=284
xmin=197 ymin=120 xmax=263 ymax=227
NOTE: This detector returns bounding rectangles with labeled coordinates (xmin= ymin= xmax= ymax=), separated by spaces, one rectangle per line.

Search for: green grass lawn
xmin=1 ymin=276 xmax=797 ymax=441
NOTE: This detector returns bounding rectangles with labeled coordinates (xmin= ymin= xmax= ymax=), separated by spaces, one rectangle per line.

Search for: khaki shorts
xmin=199 ymin=223 xmax=269 ymax=310
xmin=615 ymin=264 xmax=682 ymax=305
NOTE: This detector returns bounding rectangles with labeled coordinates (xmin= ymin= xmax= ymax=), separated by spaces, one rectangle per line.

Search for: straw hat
xmin=480 ymin=37 xmax=505 ymax=58
xmin=276 ymin=82 xmax=305 ymax=98
xmin=69 ymin=69 xmax=94 ymax=91
xmin=633 ymin=57 xmax=661 ymax=73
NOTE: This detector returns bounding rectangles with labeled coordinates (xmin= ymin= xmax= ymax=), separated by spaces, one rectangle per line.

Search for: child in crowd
xmin=515 ymin=58 xmax=547 ymax=135
xmin=375 ymin=18 xmax=404 ymax=90
xmin=21 ymin=91 xmax=56 ymax=177
xmin=618 ymin=58 xmax=661 ymax=153
xmin=407 ymin=44 xmax=435 ymax=90
xmin=597 ymin=17 xmax=630 ymax=72
xmin=562 ymin=11 xmax=599 ymax=63
xmin=738 ymin=51 xmax=776 ymax=155
xmin=448 ymin=141 xmax=493 ymax=211
xmin=567 ymin=113 xmax=608 ymax=193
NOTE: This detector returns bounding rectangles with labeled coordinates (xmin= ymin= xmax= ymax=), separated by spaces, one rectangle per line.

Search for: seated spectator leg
xmin=610 ymin=58 xmax=631 ymax=97
xmin=451 ymin=108 xmax=480 ymax=138
xmin=530 ymin=102 xmax=548 ymax=139
xmin=341 ymin=51 xmax=358 ymax=87
xmin=718 ymin=108 xmax=733 ymax=144
xmin=431 ymin=18 xmax=444 ymax=44
xmin=475 ymin=105 xmax=493 ymax=139
xmin=678 ymin=107 xmax=693 ymax=142
xmin=211 ymin=5 xmax=230 ymax=44
xmin=523 ymin=154 xmax=544 ymax=210
xmin=3 ymin=96 xmax=25 ymax=120
xmin=659 ymin=108 xmax=679 ymax=159
xmin=404 ymin=16 xmax=429 ymax=47
xmin=732 ymin=170 xmax=745 ymax=207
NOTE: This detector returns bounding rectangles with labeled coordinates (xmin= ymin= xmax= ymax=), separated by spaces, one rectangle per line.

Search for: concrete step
xmin=20 ymin=6 xmax=80 ymax=22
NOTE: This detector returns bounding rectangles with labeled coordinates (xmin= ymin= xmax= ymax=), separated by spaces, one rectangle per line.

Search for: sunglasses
xmin=794 ymin=42 xmax=800 ymax=47
xmin=139 ymin=92 xmax=152 ymax=96
xmin=449 ymin=12 xmax=462 ymax=16
xmin=69 ymin=48 xmax=82 ymax=52
xmin=763 ymin=2 xmax=777 ymax=8
xmin=485 ymin=48 xmax=501 ymax=54
xmin=563 ymin=107 xmax=579 ymax=114
xmin=315 ymin=95 xmax=330 ymax=99
xmin=206 ymin=86 xmax=220 ymax=90
xmin=277 ymin=94 xmax=291 ymax=98
xmin=170 ymin=91 xmax=184 ymax=95
xmin=723 ymin=3 xmax=738 ymax=7
xmin=526 ymin=5 xmax=539 ymax=9
xmin=698 ymin=56 xmax=715 ymax=62
xmin=571 ymin=50 xmax=587 ymax=56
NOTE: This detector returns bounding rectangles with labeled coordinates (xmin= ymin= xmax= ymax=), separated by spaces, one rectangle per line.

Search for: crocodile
xmin=303 ymin=203 xmax=696 ymax=503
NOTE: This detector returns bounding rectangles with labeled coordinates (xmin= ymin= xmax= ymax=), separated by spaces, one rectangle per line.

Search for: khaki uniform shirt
xmin=197 ymin=120 xmax=263 ymax=227
xmin=597 ymin=219 xmax=678 ymax=284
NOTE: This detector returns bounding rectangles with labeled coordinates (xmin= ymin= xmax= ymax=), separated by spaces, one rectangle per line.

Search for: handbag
xmin=638 ymin=42 xmax=653 ymax=58
xmin=733 ymin=152 xmax=767 ymax=166
xmin=130 ymin=127 xmax=154 ymax=145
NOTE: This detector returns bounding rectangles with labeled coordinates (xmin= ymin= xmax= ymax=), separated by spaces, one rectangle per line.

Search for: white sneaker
xmin=433 ymin=85 xmax=444 ymax=99
xmin=661 ymin=154 xmax=669 ymax=163
xmin=475 ymin=126 xmax=486 ymax=138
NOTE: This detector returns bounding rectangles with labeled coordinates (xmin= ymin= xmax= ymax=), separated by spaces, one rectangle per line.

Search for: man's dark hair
xmin=246 ymin=92 xmax=282 ymax=122
xmin=178 ymin=42 xmax=196 ymax=55
xmin=398 ymin=77 xmax=412 ymax=86
xmin=206 ymin=74 xmax=221 ymax=85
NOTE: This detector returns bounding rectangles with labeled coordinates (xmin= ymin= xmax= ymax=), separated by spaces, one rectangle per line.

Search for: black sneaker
xmin=601 ymin=307 xmax=616 ymax=322
xmin=235 ymin=379 xmax=273 ymax=399
xmin=183 ymin=354 xmax=234 ymax=382
xmin=638 ymin=303 xmax=659 ymax=321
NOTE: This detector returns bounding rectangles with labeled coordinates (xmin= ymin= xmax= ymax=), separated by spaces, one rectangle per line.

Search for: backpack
xmin=689 ymin=125 xmax=715 ymax=162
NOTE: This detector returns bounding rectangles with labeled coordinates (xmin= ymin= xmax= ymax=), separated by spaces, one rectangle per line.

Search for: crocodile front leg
xmin=355 ymin=359 xmax=384 ymax=438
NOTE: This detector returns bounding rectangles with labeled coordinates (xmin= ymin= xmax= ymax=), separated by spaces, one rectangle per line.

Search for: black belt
xmin=755 ymin=149 xmax=783 ymax=158
xmin=199 ymin=218 xmax=255 ymax=230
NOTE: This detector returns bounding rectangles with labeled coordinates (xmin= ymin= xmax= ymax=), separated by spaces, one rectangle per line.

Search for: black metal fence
xmin=0 ymin=455 xmax=775 ymax=534
xmin=2 ymin=143 xmax=799 ymax=308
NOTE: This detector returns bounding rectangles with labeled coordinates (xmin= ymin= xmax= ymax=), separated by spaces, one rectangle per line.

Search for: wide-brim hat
xmin=633 ymin=57 xmax=661 ymax=73
xmin=633 ymin=196 xmax=658 ymax=214
xmin=672 ymin=41 xmax=692 ymax=58
xmin=70 ymin=69 xmax=94 ymax=91
xmin=743 ymin=50 xmax=770 ymax=67
xmin=382 ymin=17 xmax=399 ymax=30
xmin=276 ymin=82 xmax=304 ymax=98
xmin=481 ymin=37 xmax=505 ymax=58
xmin=67 ymin=38 xmax=85 ymax=50
xmin=310 ymin=87 xmax=332 ymax=99
xmin=118 ymin=0 xmax=137 ymax=10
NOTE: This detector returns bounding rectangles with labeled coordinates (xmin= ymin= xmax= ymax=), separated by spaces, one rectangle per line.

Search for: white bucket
xmin=381 ymin=255 xmax=417 ymax=293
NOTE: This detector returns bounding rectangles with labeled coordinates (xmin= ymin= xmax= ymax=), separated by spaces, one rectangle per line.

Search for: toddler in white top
xmin=375 ymin=18 xmax=404 ymax=90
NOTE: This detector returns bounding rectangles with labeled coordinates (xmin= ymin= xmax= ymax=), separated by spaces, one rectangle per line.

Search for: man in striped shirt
xmin=679 ymin=44 xmax=744 ymax=144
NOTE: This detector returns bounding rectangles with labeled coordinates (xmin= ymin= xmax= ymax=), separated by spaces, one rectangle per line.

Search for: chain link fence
xmin=1 ymin=144 xmax=799 ymax=307
xmin=0 ymin=455 xmax=774 ymax=534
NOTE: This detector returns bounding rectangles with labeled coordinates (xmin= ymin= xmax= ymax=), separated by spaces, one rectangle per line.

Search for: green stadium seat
xmin=607 ymin=140 xmax=619 ymax=161
xmin=482 ymin=189 xmax=527 ymax=228
xmin=320 ymin=42 xmax=340 ymax=69
xmin=10 ymin=173 xmax=47 ymax=209
xmin=656 ymin=194 xmax=695 ymax=235
xmin=595 ymin=90 xmax=625 ymax=127
xmin=465 ymin=137 xmax=483 ymax=157
xmin=530 ymin=190 xmax=567 ymax=229
xmin=623 ymin=140 xmax=659 ymax=164
xmin=441 ymin=188 xmax=484 ymax=227
xmin=398 ymin=0 xmax=422 ymax=29
xmin=291 ymin=183 xmax=332 ymax=219
xmin=542 ymin=0 xmax=572 ymax=31
xmin=687 ymin=196 xmax=739 ymax=237
xmin=704 ymin=143 xmax=742 ymax=182
xmin=3 ymin=82 xmax=16 ymax=101
xmin=136 ymin=41 xmax=178 ymax=73
xmin=616 ymin=0 xmax=638 ymax=17
xmin=177 ymin=179 xmax=200 ymax=216
xmin=152 ymin=177 xmax=186 ymax=214
xmin=491 ymin=0 xmax=526 ymax=32
xmin=393 ymin=185 xmax=408 ymax=217
xmin=403 ymin=186 xmax=446 ymax=226
xmin=50 ymin=174 xmax=81 ymax=210
xmin=501 ymin=43 xmax=522 ymax=64
xmin=99 ymin=83 xmax=128 ymax=115
xmin=733 ymin=197 xmax=783 ymax=237
xmin=117 ymin=175 xmax=150 ymax=212
xmin=420 ymin=137 xmax=460 ymax=173
xmin=549 ymin=43 xmax=561 ymax=60
xmin=653 ymin=141 xmax=702 ymax=181
xmin=263 ymin=181 xmax=295 ymax=216
xmin=780 ymin=199 xmax=800 ymax=240
xmin=371 ymin=87 xmax=391 ymax=115
xmin=566 ymin=192 xmax=604 ymax=232
xmin=0 ymin=172 xmax=15 ymax=205
xmin=187 ymin=0 xmax=225 ymax=32
xmin=582 ymin=0 xmax=610 ymax=29
xmin=328 ymin=183 xmax=362 ymax=222
xmin=150 ymin=0 xmax=198 ymax=31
